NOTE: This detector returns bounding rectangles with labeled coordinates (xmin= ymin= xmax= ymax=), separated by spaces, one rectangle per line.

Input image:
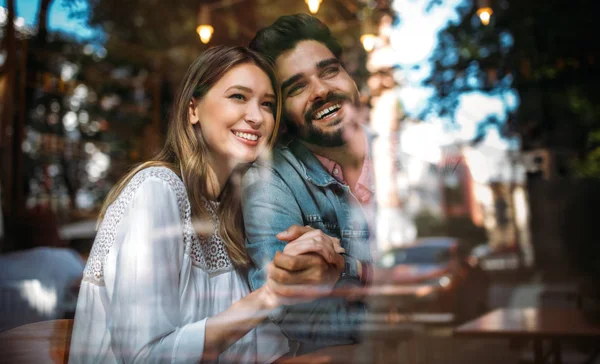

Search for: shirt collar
xmin=313 ymin=132 xmax=374 ymax=201
xmin=280 ymin=125 xmax=376 ymax=189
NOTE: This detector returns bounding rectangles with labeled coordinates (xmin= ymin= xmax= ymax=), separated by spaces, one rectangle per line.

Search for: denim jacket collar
xmin=284 ymin=138 xmax=339 ymax=188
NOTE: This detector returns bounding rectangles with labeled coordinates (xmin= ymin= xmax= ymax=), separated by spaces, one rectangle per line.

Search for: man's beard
xmin=288 ymin=117 xmax=345 ymax=147
xmin=286 ymin=91 xmax=358 ymax=148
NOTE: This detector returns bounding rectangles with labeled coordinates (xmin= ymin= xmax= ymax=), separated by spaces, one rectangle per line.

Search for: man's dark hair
xmin=249 ymin=13 xmax=343 ymax=63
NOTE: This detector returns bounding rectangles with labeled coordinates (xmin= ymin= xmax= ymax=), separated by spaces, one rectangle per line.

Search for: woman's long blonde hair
xmin=97 ymin=46 xmax=281 ymax=267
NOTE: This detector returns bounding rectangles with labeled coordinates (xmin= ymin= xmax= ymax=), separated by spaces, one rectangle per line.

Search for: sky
xmin=0 ymin=0 xmax=101 ymax=40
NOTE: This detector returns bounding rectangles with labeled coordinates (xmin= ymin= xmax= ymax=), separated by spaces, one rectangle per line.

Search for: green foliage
xmin=427 ymin=0 xmax=600 ymax=154
xmin=574 ymin=130 xmax=600 ymax=178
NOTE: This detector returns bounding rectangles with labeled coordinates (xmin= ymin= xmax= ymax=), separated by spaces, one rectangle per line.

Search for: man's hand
xmin=263 ymin=225 xmax=346 ymax=302
xmin=266 ymin=251 xmax=343 ymax=301
xmin=278 ymin=225 xmax=345 ymax=270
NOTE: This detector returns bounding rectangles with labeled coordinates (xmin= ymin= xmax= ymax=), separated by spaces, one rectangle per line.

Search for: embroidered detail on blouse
xmin=83 ymin=166 xmax=232 ymax=285
xmin=189 ymin=198 xmax=233 ymax=276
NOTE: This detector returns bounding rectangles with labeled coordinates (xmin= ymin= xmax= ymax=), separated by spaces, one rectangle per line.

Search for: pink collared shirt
xmin=315 ymin=149 xmax=373 ymax=205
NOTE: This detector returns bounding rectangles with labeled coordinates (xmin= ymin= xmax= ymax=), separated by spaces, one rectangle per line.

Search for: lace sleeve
xmin=106 ymin=175 xmax=207 ymax=363
xmin=83 ymin=167 xmax=190 ymax=285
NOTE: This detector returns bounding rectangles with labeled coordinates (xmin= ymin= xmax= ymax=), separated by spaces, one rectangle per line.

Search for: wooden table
xmin=275 ymin=285 xmax=440 ymax=364
xmin=276 ymin=344 xmax=361 ymax=364
xmin=0 ymin=319 xmax=73 ymax=364
xmin=454 ymin=308 xmax=600 ymax=364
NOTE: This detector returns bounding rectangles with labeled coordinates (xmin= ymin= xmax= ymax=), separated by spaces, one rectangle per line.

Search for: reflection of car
xmin=471 ymin=243 xmax=522 ymax=271
xmin=377 ymin=237 xmax=490 ymax=323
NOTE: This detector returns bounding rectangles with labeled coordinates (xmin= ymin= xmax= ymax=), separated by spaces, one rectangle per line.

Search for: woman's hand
xmin=277 ymin=225 xmax=345 ymax=271
xmin=258 ymin=276 xmax=286 ymax=310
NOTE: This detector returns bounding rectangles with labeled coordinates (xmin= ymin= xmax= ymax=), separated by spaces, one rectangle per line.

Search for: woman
xmin=69 ymin=46 xmax=342 ymax=363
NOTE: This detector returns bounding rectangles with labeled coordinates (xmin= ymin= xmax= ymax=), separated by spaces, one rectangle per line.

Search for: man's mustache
xmin=304 ymin=93 xmax=351 ymax=122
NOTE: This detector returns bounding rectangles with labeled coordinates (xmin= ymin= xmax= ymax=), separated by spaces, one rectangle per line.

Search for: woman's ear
xmin=189 ymin=100 xmax=199 ymax=125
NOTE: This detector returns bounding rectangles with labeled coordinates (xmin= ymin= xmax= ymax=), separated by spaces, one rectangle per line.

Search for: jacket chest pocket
xmin=341 ymin=229 xmax=371 ymax=260
xmin=304 ymin=214 xmax=340 ymax=236
xmin=304 ymin=215 xmax=371 ymax=261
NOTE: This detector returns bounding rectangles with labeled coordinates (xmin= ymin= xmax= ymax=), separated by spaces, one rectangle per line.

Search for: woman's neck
xmin=204 ymin=156 xmax=234 ymax=201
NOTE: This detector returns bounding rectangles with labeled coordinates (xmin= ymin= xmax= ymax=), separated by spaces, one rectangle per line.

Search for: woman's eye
xmin=262 ymin=101 xmax=275 ymax=109
xmin=229 ymin=93 xmax=246 ymax=101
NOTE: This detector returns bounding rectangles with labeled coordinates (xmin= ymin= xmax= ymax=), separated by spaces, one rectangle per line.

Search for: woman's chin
xmin=229 ymin=153 xmax=260 ymax=167
xmin=230 ymin=145 xmax=268 ymax=165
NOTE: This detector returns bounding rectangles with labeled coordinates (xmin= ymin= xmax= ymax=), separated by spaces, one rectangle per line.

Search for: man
xmin=242 ymin=14 xmax=375 ymax=353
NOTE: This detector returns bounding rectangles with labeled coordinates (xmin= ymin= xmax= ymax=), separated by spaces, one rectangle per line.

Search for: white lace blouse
xmin=69 ymin=167 xmax=288 ymax=363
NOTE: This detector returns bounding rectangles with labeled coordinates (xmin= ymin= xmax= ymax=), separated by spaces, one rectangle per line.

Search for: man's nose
xmin=309 ymin=78 xmax=328 ymax=102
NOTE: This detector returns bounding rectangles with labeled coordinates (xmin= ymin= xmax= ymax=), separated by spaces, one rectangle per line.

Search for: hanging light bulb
xmin=476 ymin=0 xmax=493 ymax=26
xmin=360 ymin=34 xmax=376 ymax=52
xmin=476 ymin=7 xmax=493 ymax=25
xmin=197 ymin=25 xmax=214 ymax=44
xmin=360 ymin=12 xmax=378 ymax=53
xmin=197 ymin=5 xmax=214 ymax=44
xmin=305 ymin=0 xmax=322 ymax=14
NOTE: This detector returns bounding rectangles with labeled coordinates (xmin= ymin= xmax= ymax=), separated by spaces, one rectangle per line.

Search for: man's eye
xmin=322 ymin=67 xmax=339 ymax=77
xmin=229 ymin=93 xmax=246 ymax=101
xmin=287 ymin=84 xmax=305 ymax=97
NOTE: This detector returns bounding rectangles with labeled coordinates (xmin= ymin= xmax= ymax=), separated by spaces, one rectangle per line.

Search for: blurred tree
xmin=66 ymin=0 xmax=205 ymax=79
xmin=63 ymin=0 xmax=394 ymax=86
xmin=36 ymin=0 xmax=53 ymax=43
xmin=425 ymin=0 xmax=600 ymax=171
xmin=414 ymin=210 xmax=446 ymax=237
xmin=574 ymin=130 xmax=600 ymax=178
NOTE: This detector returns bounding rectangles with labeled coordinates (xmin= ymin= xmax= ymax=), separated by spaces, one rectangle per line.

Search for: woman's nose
xmin=244 ymin=102 xmax=264 ymax=127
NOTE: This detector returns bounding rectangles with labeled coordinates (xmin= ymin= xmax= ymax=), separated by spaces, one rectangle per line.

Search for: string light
xmin=476 ymin=0 xmax=493 ymax=26
xmin=196 ymin=25 xmax=214 ymax=44
xmin=477 ymin=7 xmax=493 ymax=26
xmin=305 ymin=0 xmax=322 ymax=14
xmin=197 ymin=5 xmax=213 ymax=44
xmin=361 ymin=34 xmax=376 ymax=52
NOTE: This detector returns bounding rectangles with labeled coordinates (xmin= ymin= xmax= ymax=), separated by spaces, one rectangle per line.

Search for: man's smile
xmin=313 ymin=102 xmax=342 ymax=121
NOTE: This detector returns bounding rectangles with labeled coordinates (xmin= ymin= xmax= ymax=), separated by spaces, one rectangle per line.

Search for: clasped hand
xmin=262 ymin=225 xmax=345 ymax=307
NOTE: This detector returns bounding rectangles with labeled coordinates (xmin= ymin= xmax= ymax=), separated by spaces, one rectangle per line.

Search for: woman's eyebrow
xmin=226 ymin=85 xmax=275 ymax=99
xmin=225 ymin=85 xmax=253 ymax=93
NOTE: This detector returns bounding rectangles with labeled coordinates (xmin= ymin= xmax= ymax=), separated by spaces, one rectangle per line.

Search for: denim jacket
xmin=241 ymin=136 xmax=374 ymax=352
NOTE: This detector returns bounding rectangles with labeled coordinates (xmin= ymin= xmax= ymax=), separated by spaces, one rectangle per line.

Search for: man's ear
xmin=189 ymin=100 xmax=199 ymax=125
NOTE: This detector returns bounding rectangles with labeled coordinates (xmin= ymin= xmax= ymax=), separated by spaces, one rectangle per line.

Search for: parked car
xmin=377 ymin=237 xmax=490 ymax=323
xmin=471 ymin=243 xmax=522 ymax=271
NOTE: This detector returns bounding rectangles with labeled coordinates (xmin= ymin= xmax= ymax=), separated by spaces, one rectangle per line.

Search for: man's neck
xmin=302 ymin=123 xmax=366 ymax=187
